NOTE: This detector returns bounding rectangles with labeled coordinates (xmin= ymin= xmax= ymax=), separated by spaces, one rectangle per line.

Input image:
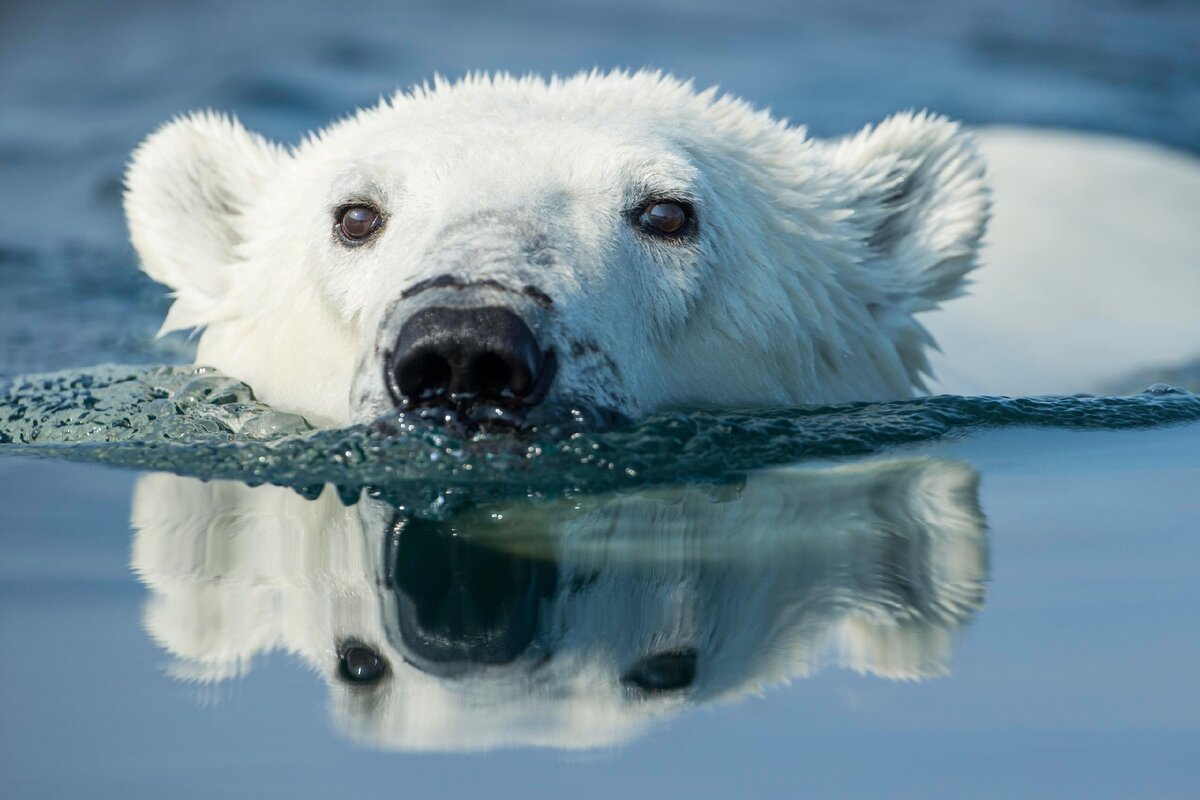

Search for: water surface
xmin=2 ymin=415 xmax=1197 ymax=798
xmin=3 ymin=1 xmax=1199 ymax=797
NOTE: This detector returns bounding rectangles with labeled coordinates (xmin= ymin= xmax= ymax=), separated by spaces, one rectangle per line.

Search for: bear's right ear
xmin=824 ymin=112 xmax=989 ymax=315
xmin=124 ymin=112 xmax=285 ymax=333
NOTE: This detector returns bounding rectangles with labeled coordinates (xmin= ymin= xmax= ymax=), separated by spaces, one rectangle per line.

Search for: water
xmin=2 ymin=407 xmax=1198 ymax=798
xmin=3 ymin=365 xmax=1200 ymax=513
xmin=3 ymin=1 xmax=1200 ymax=797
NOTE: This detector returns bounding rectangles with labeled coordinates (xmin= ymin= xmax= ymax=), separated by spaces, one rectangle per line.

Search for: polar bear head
xmin=125 ymin=71 xmax=988 ymax=426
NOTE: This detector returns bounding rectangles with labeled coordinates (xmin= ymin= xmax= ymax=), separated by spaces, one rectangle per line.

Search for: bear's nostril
xmin=397 ymin=350 xmax=452 ymax=403
xmin=470 ymin=352 xmax=517 ymax=398
xmin=386 ymin=306 xmax=552 ymax=412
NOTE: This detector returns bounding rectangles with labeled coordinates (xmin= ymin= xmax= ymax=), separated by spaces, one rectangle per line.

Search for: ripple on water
xmin=2 ymin=364 xmax=1199 ymax=514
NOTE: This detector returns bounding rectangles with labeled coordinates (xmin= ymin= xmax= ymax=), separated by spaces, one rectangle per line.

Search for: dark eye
xmin=336 ymin=205 xmax=383 ymax=243
xmin=638 ymin=200 xmax=691 ymax=237
xmin=338 ymin=642 xmax=387 ymax=685
xmin=621 ymin=649 xmax=697 ymax=693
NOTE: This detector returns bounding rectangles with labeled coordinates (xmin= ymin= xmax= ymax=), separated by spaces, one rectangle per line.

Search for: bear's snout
xmin=386 ymin=306 xmax=556 ymax=418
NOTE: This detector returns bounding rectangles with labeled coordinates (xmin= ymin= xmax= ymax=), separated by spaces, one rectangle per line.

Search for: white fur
xmin=130 ymin=458 xmax=987 ymax=752
xmin=124 ymin=71 xmax=988 ymax=424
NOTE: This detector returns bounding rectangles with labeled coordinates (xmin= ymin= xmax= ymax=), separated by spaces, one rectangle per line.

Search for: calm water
xmin=2 ymin=1 xmax=1200 ymax=798
xmin=1 ymin=411 xmax=1198 ymax=798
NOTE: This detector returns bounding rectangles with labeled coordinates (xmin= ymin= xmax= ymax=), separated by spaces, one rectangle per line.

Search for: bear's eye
xmin=621 ymin=649 xmax=697 ymax=693
xmin=337 ymin=641 xmax=388 ymax=685
xmin=336 ymin=205 xmax=384 ymax=243
xmin=638 ymin=200 xmax=692 ymax=238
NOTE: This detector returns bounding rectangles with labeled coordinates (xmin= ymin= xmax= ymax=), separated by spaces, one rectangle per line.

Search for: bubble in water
xmin=1145 ymin=383 xmax=1186 ymax=396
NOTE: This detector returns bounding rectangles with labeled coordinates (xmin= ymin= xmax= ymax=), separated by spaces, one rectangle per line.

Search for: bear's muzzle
xmin=385 ymin=305 xmax=557 ymax=427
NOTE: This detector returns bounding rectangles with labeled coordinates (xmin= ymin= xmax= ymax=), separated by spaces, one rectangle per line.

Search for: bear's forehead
xmin=303 ymin=112 xmax=705 ymax=204
xmin=367 ymin=71 xmax=762 ymax=129
xmin=293 ymin=73 xmax=805 ymax=182
xmin=318 ymin=105 xmax=690 ymax=164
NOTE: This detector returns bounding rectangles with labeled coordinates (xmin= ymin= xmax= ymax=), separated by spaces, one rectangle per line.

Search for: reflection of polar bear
xmin=125 ymin=72 xmax=988 ymax=426
xmin=131 ymin=459 xmax=988 ymax=752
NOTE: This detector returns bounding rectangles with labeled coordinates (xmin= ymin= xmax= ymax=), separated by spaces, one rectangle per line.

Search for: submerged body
xmin=924 ymin=128 xmax=1200 ymax=396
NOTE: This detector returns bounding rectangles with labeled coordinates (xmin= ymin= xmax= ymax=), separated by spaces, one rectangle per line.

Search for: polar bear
xmin=130 ymin=458 xmax=987 ymax=751
xmin=124 ymin=71 xmax=988 ymax=426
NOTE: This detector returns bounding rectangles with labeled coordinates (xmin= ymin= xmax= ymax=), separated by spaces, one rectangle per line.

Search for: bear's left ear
xmin=124 ymin=112 xmax=286 ymax=332
xmin=826 ymin=112 xmax=989 ymax=313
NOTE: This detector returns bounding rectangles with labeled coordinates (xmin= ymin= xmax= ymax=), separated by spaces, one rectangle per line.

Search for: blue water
xmin=2 ymin=424 xmax=1197 ymax=799
xmin=2 ymin=2 xmax=1200 ymax=798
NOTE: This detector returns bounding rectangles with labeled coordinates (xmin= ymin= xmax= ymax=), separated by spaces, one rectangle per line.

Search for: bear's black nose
xmin=387 ymin=306 xmax=555 ymax=412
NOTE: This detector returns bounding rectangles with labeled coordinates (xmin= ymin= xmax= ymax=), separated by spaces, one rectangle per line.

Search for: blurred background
xmin=1 ymin=0 xmax=1197 ymax=377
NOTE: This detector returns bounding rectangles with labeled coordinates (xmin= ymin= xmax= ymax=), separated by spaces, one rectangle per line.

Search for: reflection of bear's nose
xmin=385 ymin=515 xmax=558 ymax=675
xmin=387 ymin=306 xmax=554 ymax=409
